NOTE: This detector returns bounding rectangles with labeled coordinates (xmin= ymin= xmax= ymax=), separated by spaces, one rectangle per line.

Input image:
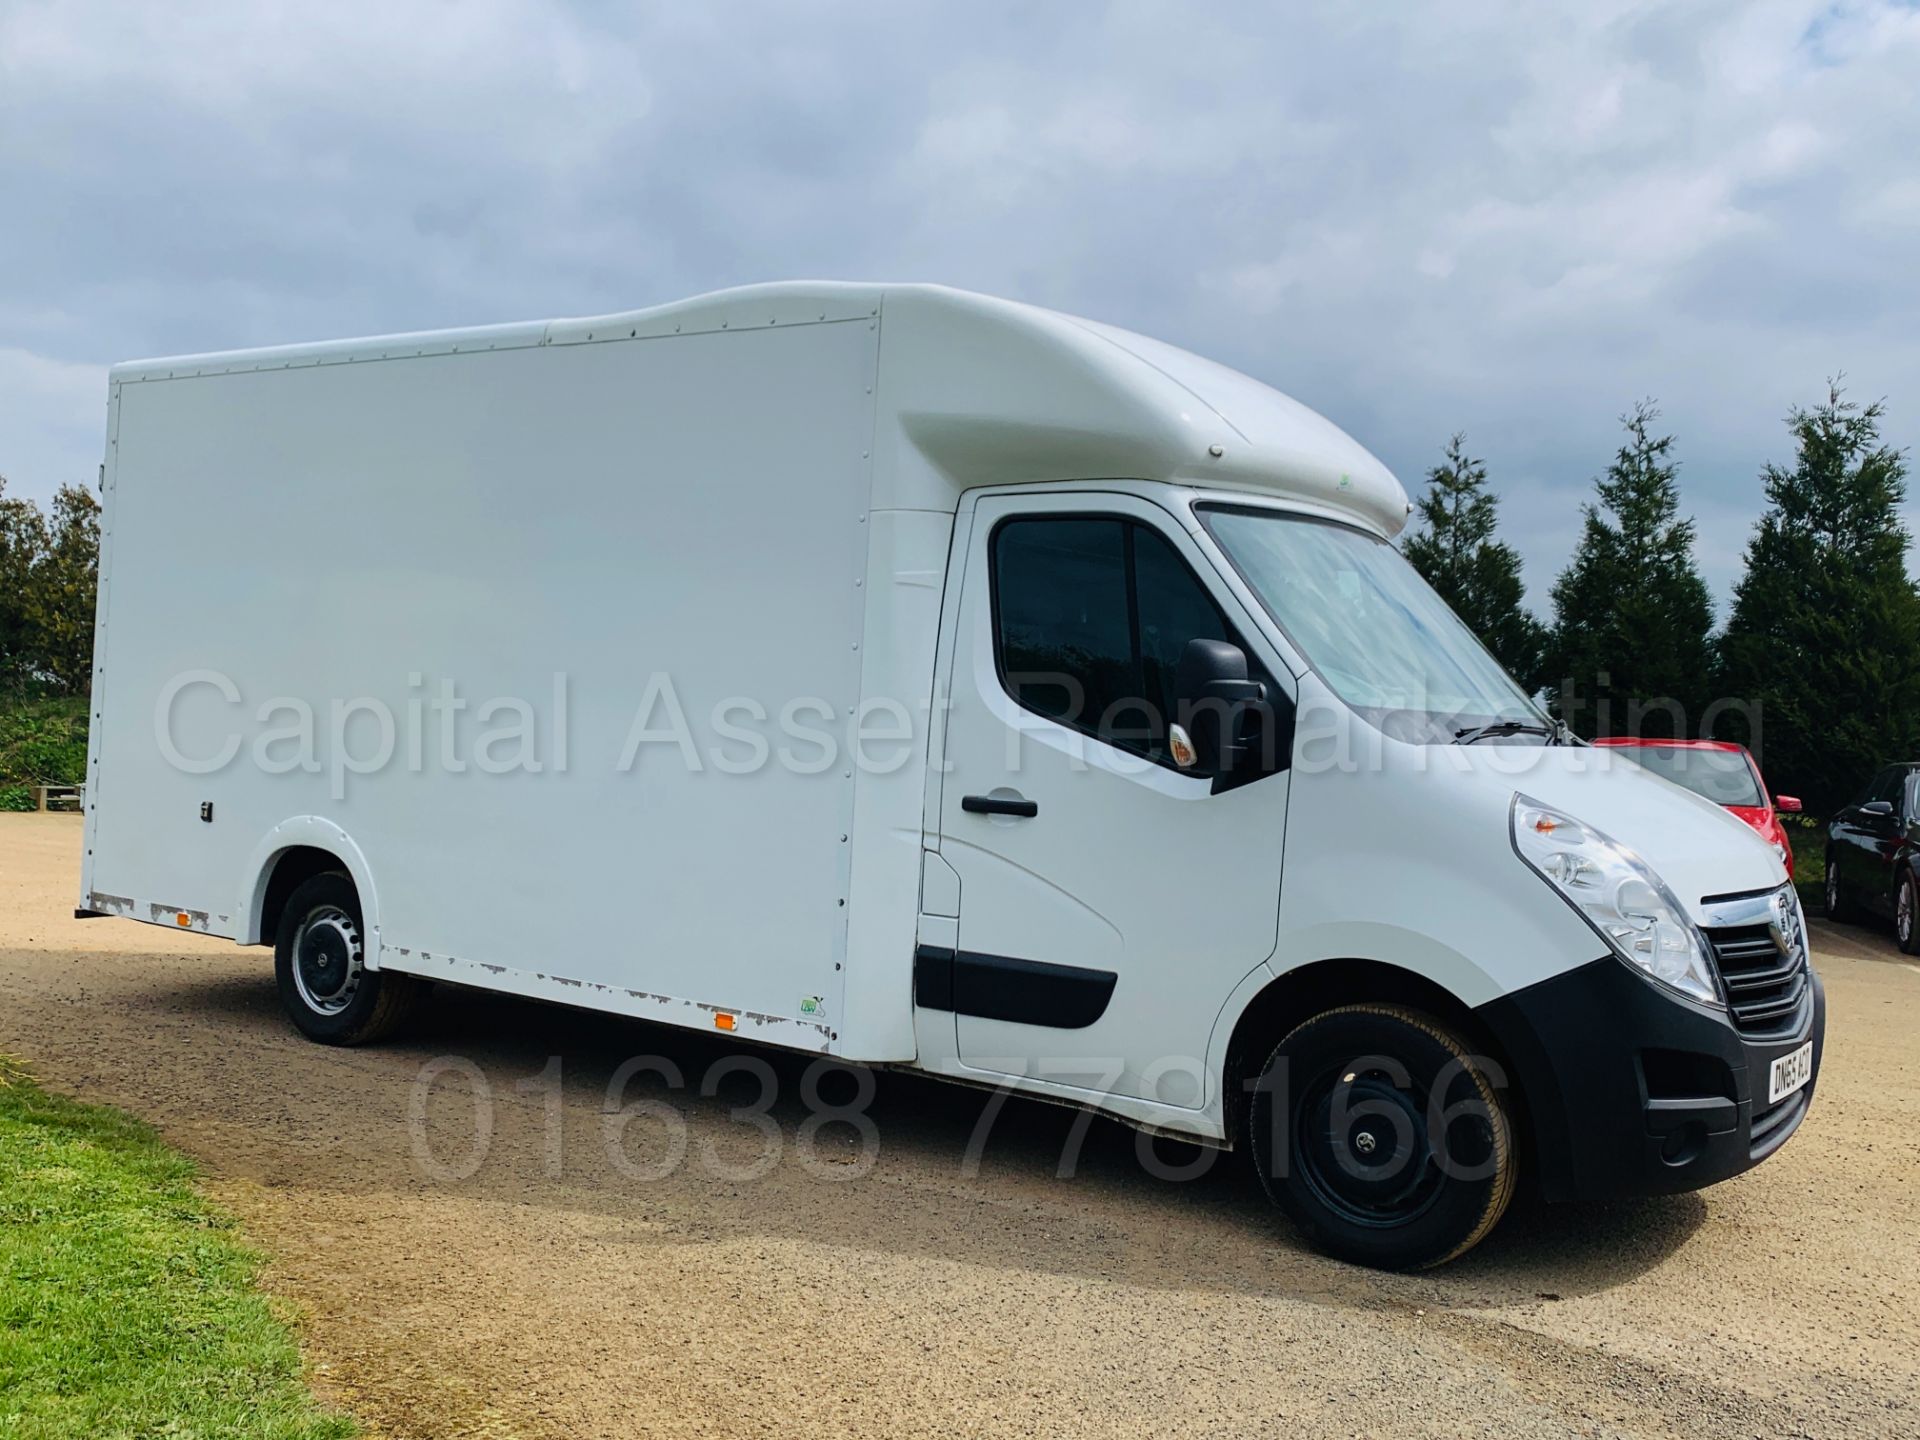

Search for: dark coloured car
xmin=1826 ymin=761 xmax=1920 ymax=953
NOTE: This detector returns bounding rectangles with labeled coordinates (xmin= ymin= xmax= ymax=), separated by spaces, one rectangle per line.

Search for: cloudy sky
xmin=4 ymin=0 xmax=1917 ymax=613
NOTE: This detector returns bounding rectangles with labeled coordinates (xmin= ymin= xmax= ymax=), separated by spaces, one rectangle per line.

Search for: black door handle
xmin=962 ymin=794 xmax=1038 ymax=818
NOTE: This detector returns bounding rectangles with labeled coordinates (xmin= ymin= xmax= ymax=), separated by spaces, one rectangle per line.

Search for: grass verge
xmin=0 ymin=1055 xmax=354 ymax=1439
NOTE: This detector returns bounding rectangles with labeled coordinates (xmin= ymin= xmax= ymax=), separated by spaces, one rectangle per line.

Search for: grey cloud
xmin=2 ymin=0 xmax=1916 ymax=611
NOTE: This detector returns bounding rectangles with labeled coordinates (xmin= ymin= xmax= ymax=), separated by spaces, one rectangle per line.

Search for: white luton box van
xmin=81 ymin=282 xmax=1823 ymax=1267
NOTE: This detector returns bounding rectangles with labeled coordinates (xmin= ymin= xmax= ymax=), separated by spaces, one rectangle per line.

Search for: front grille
xmin=1703 ymin=920 xmax=1811 ymax=1037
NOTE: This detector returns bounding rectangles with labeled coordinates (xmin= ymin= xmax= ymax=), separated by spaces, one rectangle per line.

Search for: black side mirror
xmin=1862 ymin=799 xmax=1895 ymax=818
xmin=1174 ymin=638 xmax=1266 ymax=774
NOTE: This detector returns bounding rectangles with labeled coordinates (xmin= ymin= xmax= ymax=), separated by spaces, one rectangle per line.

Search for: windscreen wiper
xmin=1453 ymin=719 xmax=1557 ymax=746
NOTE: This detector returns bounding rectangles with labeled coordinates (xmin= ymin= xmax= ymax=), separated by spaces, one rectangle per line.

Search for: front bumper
xmin=1476 ymin=954 xmax=1825 ymax=1204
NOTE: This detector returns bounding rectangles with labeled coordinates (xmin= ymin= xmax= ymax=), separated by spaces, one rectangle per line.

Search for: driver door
xmin=929 ymin=492 xmax=1291 ymax=1111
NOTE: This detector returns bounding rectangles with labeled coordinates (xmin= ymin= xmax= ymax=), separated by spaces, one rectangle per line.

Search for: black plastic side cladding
xmin=913 ymin=945 xmax=1117 ymax=1029
xmin=914 ymin=945 xmax=956 ymax=1012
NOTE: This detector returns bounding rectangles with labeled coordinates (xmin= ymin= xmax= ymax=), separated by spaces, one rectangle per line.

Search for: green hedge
xmin=0 ymin=697 xmax=89 ymax=801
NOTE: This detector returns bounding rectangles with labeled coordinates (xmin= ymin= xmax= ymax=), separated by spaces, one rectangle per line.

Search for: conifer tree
xmin=1546 ymin=402 xmax=1714 ymax=737
xmin=1718 ymin=383 xmax=1920 ymax=814
xmin=1402 ymin=434 xmax=1546 ymax=688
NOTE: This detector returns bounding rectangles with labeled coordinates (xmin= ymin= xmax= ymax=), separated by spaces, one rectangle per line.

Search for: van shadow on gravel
xmin=135 ymin=963 xmax=1706 ymax=1308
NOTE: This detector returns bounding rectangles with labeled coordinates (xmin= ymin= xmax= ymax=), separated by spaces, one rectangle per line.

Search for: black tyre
xmin=1825 ymin=857 xmax=1858 ymax=924
xmin=273 ymin=873 xmax=426 ymax=1045
xmin=1246 ymin=1004 xmax=1517 ymax=1271
xmin=1898 ymin=873 xmax=1920 ymax=956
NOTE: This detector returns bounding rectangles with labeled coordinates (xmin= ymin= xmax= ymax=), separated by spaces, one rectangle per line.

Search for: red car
xmin=1591 ymin=738 xmax=1802 ymax=877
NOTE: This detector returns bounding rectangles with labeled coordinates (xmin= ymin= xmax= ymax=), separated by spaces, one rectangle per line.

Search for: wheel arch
xmin=240 ymin=818 xmax=381 ymax=953
xmin=1898 ymin=858 xmax=1920 ymax=951
xmin=1900 ymin=844 xmax=1920 ymax=888
xmin=1216 ymin=957 xmax=1528 ymax=1162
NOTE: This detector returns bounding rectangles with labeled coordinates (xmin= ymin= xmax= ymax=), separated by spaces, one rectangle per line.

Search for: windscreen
xmin=1199 ymin=505 xmax=1545 ymax=742
xmin=1611 ymin=745 xmax=1763 ymax=807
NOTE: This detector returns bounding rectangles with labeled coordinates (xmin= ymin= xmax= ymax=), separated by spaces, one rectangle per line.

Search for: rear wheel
xmin=1246 ymin=1004 xmax=1517 ymax=1270
xmin=1825 ymin=857 xmax=1858 ymax=924
xmin=274 ymin=873 xmax=426 ymax=1045
xmin=1898 ymin=873 xmax=1920 ymax=955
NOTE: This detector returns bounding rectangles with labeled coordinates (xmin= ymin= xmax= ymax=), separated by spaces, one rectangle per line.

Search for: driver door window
xmin=991 ymin=516 xmax=1259 ymax=770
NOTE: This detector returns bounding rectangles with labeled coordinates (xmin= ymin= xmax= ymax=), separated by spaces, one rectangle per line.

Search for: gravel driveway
xmin=3 ymin=814 xmax=1915 ymax=1439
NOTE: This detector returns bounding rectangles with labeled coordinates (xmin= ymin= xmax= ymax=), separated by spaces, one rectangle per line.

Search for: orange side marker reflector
xmin=176 ymin=913 xmax=191 ymax=927
xmin=714 ymin=1012 xmax=736 ymax=1032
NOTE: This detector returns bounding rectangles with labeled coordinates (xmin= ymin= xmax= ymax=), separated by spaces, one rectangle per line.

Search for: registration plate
xmin=1768 ymin=1041 xmax=1814 ymax=1105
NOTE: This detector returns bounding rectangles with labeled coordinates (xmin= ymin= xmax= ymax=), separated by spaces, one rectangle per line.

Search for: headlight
xmin=1510 ymin=795 xmax=1723 ymax=1007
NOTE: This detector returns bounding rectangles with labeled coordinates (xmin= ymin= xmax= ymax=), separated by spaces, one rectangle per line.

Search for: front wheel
xmin=1246 ymin=1004 xmax=1517 ymax=1270
xmin=1898 ymin=873 xmax=1920 ymax=956
xmin=274 ymin=873 xmax=426 ymax=1045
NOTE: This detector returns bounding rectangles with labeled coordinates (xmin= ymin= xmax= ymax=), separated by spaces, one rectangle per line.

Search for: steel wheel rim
xmin=1292 ymin=1065 xmax=1454 ymax=1230
xmin=292 ymin=905 xmax=363 ymax=1016
xmin=1901 ymin=884 xmax=1913 ymax=944
xmin=1827 ymin=869 xmax=1839 ymax=913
